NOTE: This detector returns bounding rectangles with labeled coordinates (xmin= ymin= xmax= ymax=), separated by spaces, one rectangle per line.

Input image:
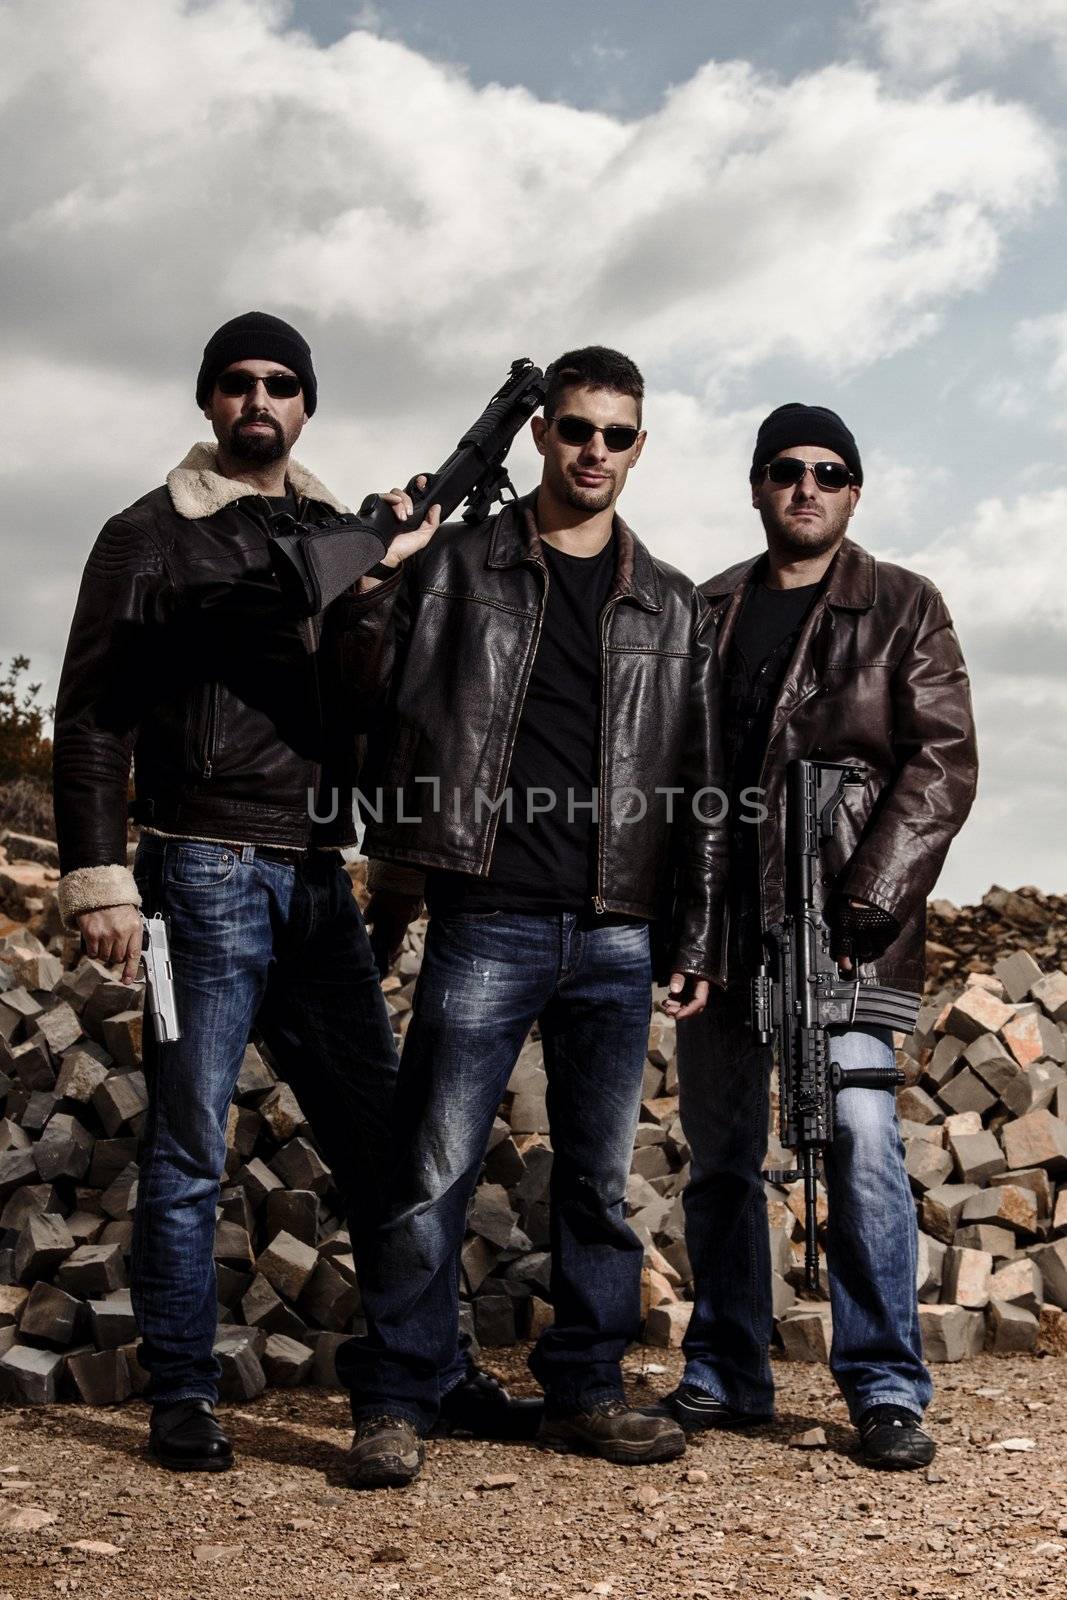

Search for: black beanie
xmin=750 ymin=402 xmax=862 ymax=485
xmin=196 ymin=311 xmax=317 ymax=415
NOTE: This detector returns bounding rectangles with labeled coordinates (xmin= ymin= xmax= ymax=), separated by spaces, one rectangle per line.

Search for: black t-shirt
xmin=723 ymin=576 xmax=822 ymax=963
xmin=427 ymin=534 xmax=618 ymax=915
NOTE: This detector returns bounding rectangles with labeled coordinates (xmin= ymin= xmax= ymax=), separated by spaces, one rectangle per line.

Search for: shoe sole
xmin=539 ymin=1425 xmax=686 ymax=1465
xmin=346 ymin=1450 xmax=425 ymax=1490
xmin=148 ymin=1448 xmax=233 ymax=1473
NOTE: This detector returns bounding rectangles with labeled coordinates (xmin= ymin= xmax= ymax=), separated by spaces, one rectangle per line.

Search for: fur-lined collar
xmin=166 ymin=442 xmax=349 ymax=520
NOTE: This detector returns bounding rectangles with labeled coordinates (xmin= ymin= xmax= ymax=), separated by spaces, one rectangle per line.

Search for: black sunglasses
xmin=215 ymin=371 xmax=302 ymax=399
xmin=763 ymin=458 xmax=853 ymax=492
xmin=551 ymin=414 xmax=640 ymax=453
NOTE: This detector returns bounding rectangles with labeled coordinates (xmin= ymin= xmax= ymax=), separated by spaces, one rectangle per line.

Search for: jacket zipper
xmin=593 ymin=595 xmax=624 ymax=914
xmin=482 ymin=558 xmax=549 ymax=871
xmin=202 ymin=682 xmax=220 ymax=780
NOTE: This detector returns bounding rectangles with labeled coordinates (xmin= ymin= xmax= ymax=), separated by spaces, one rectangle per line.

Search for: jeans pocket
xmin=164 ymin=841 xmax=240 ymax=889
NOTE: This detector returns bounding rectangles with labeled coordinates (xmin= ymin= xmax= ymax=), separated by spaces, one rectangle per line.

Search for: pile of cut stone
xmin=1 ymin=823 xmax=1065 ymax=1405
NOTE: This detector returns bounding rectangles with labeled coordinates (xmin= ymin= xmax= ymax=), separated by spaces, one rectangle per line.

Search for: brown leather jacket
xmin=700 ymin=537 xmax=978 ymax=993
xmin=364 ymin=494 xmax=729 ymax=982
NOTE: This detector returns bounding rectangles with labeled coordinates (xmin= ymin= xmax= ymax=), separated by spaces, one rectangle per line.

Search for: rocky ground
xmin=3 ymin=1348 xmax=1067 ymax=1600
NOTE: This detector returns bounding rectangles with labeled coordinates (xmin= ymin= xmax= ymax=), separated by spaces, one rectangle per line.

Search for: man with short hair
xmin=52 ymin=311 xmax=440 ymax=1471
xmin=342 ymin=346 xmax=729 ymax=1486
xmin=657 ymin=403 xmax=978 ymax=1469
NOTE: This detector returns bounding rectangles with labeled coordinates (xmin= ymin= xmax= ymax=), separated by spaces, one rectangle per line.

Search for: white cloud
xmin=863 ymin=0 xmax=1067 ymax=75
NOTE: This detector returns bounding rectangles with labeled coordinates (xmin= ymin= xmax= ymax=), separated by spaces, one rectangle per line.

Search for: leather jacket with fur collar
xmin=53 ymin=443 xmax=399 ymax=924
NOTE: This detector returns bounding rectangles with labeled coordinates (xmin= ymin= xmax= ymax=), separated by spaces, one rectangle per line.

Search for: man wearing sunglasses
xmin=51 ymin=311 xmax=445 ymax=1472
xmin=342 ymin=346 xmax=728 ymax=1486
xmin=656 ymin=403 xmax=977 ymax=1469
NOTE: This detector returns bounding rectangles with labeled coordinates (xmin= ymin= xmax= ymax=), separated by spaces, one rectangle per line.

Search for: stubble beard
xmin=229 ymin=416 xmax=286 ymax=465
xmin=559 ymin=468 xmax=617 ymax=515
xmin=766 ymin=502 xmax=851 ymax=558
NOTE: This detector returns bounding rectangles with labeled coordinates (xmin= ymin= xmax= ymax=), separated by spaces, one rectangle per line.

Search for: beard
xmin=229 ymin=415 xmax=286 ymax=464
xmin=558 ymin=468 xmax=617 ymax=515
xmin=764 ymin=502 xmax=851 ymax=558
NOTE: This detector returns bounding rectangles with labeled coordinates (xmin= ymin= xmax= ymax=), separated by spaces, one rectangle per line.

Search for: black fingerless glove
xmin=830 ymin=897 xmax=900 ymax=964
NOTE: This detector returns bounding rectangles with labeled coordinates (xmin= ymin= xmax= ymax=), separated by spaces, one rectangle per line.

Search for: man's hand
xmin=77 ymin=904 xmax=143 ymax=985
xmin=834 ymin=896 xmax=899 ymax=973
xmin=358 ymin=478 xmax=441 ymax=591
xmin=662 ymin=971 xmax=710 ymax=1020
xmin=364 ymin=890 xmax=424 ymax=980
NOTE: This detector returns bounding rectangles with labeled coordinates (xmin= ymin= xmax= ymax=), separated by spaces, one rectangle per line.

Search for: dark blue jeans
xmin=677 ymin=987 xmax=932 ymax=1421
xmin=340 ymin=910 xmax=652 ymax=1433
xmin=132 ymin=835 xmax=398 ymax=1406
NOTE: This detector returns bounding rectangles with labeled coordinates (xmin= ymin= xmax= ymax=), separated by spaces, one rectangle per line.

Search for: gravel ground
xmin=2 ymin=1350 xmax=1066 ymax=1600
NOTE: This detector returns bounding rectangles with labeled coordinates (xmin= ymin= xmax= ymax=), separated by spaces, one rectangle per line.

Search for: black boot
xmin=857 ymin=1405 xmax=935 ymax=1470
xmin=436 ymin=1367 xmax=544 ymax=1441
xmin=149 ymin=1399 xmax=233 ymax=1472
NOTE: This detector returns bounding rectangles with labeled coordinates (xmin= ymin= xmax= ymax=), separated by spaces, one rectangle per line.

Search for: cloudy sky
xmin=3 ymin=0 xmax=1065 ymax=902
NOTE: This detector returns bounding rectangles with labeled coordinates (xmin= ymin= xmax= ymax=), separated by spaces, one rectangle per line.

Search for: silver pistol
xmin=140 ymin=913 xmax=181 ymax=1043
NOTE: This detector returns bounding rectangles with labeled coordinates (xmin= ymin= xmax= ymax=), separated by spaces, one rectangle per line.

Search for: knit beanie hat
xmin=750 ymin=403 xmax=862 ymax=484
xmin=196 ymin=312 xmax=317 ymax=415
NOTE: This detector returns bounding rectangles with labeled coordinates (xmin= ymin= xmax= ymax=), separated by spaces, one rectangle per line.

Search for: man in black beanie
xmin=652 ymin=403 xmax=978 ymax=1469
xmin=51 ymin=311 xmax=445 ymax=1471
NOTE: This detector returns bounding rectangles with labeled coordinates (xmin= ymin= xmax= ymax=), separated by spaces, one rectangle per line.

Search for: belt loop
xmin=241 ymin=845 xmax=255 ymax=864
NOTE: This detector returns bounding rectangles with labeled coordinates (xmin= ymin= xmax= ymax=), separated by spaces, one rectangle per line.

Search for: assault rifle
xmin=750 ymin=759 xmax=920 ymax=1291
xmin=270 ymin=357 xmax=550 ymax=615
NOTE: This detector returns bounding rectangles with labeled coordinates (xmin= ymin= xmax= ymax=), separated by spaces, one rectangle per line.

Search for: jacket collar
xmin=166 ymin=441 xmax=349 ymax=521
xmin=700 ymin=536 xmax=877 ymax=612
xmin=485 ymin=491 xmax=662 ymax=611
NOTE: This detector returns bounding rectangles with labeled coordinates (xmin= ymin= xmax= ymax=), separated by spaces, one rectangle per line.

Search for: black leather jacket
xmin=53 ymin=446 xmax=399 ymax=916
xmin=364 ymin=494 xmax=729 ymax=982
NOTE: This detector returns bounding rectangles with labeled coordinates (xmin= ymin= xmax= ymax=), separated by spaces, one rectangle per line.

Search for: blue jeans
xmin=676 ymin=987 xmax=931 ymax=1422
xmin=132 ymin=835 xmax=398 ymax=1406
xmin=339 ymin=910 xmax=652 ymax=1432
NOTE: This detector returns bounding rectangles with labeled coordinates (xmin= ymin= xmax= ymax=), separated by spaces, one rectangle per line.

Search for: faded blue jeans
xmin=340 ymin=910 xmax=652 ymax=1432
xmin=132 ymin=835 xmax=398 ymax=1406
xmin=677 ymin=986 xmax=931 ymax=1422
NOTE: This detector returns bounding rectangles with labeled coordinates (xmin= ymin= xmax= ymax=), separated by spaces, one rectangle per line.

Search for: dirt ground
xmin=1 ymin=1349 xmax=1066 ymax=1600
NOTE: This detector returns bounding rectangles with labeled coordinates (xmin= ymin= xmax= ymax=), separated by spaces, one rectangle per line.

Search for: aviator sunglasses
xmin=215 ymin=370 xmax=303 ymax=399
xmin=762 ymin=457 xmax=854 ymax=492
xmin=550 ymin=414 xmax=641 ymax=452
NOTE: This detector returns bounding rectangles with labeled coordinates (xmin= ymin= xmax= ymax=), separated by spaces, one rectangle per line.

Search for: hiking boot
xmin=539 ymin=1397 xmax=685 ymax=1465
xmin=858 ymin=1405 xmax=935 ymax=1470
xmin=347 ymin=1414 xmax=425 ymax=1488
xmin=645 ymin=1384 xmax=775 ymax=1436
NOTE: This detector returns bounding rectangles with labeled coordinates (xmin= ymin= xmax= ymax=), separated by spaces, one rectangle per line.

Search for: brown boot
xmin=539 ymin=1398 xmax=685 ymax=1465
xmin=347 ymin=1414 xmax=425 ymax=1488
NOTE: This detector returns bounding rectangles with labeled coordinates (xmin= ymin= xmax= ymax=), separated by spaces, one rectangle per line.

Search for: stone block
xmin=647 ymin=1013 xmax=676 ymax=1069
xmin=509 ymin=1069 xmax=550 ymax=1135
xmin=264 ymin=1188 xmax=319 ymax=1248
xmin=15 ymin=1212 xmax=75 ymax=1283
xmin=0 ymin=1284 xmax=28 ymax=1326
xmin=905 ymin=1139 xmax=953 ymax=1193
xmin=964 ymin=1036 xmax=1020 ymax=1099
xmin=0 ymin=1342 xmax=66 ymax=1402
xmin=474 ymin=1292 xmax=515 ymax=1347
xmin=922 ymin=1035 xmax=965 ymax=1092
xmin=90 ymin=1289 xmax=137 ymax=1349
xmin=1 ymin=1182 xmax=60 ymax=1232
xmin=82 ymin=978 xmax=141 ymax=1040
xmin=917 ymin=1233 xmax=946 ymax=1301
xmin=937 ymin=987 xmax=1015 ymax=1043
xmin=989 ymin=1256 xmax=1043 ymax=1316
xmin=236 ymin=1042 xmax=275 ymax=1096
xmin=897 ymin=1084 xmax=943 ymax=1125
xmin=19 ymin=1281 xmax=83 ymax=1347
xmin=1032 ymin=1239 xmax=1067 ymax=1309
xmin=87 ymin=1136 xmax=137 ymax=1190
xmin=987 ymin=1299 xmax=1039 ymax=1353
xmin=1000 ymin=1063 xmax=1064 ymax=1119
xmin=214 ymin=1329 xmax=266 ymax=1401
xmin=991 ymin=1165 xmax=1054 ymax=1222
xmin=10 ymin=1037 xmax=54 ymax=1092
xmin=1001 ymin=1109 xmax=1067 ymax=1174
xmin=269 ymin=1137 xmax=330 ymax=1196
xmin=213 ymin=1221 xmax=255 ymax=1271
xmin=1002 ymin=1006 xmax=1065 ymax=1068
xmin=36 ymin=1002 xmax=83 ymax=1056
xmin=312 ymin=1331 xmax=348 ymax=1388
xmin=921 ymin=1183 xmax=981 ymax=1244
xmin=241 ymin=1274 xmax=289 ymax=1332
xmin=941 ymin=1246 xmax=992 ymax=1308
xmin=262 ymin=1333 xmax=313 ymax=1387
xmin=92 ymin=1070 xmax=148 ymax=1138
xmin=232 ymin=1156 xmax=284 ymax=1209
xmin=66 ymin=1347 xmax=131 ymax=1405
xmin=1031 ymin=970 xmax=1067 ymax=1023
xmin=938 ymin=1068 xmax=997 ymax=1119
xmin=34 ymin=1112 xmax=94 ymax=1183
xmin=53 ymin=1048 xmax=110 ymax=1105
xmin=0 ymin=1145 xmax=39 ymax=1196
xmin=943 ymin=1110 xmax=983 ymax=1138
xmin=919 ymin=1303 xmax=984 ymax=1362
xmin=644 ymin=1301 xmax=692 ymax=1350
xmin=298 ymin=1259 xmax=360 ymax=1332
xmin=257 ymin=1082 xmax=306 ymax=1143
xmin=994 ymin=950 xmax=1045 ymax=1004
xmin=22 ymin=1088 xmax=59 ymax=1134
xmin=468 ymin=1183 xmax=517 ymax=1248
xmin=777 ymin=1304 xmax=832 ymax=1363
xmin=99 ymin=1162 xmax=138 ymax=1220
xmin=948 ymin=1130 xmax=1007 ymax=1185
xmin=256 ymin=1230 xmax=318 ymax=1302
xmin=954 ymin=1223 xmax=1016 ymax=1257
xmin=55 ymin=1242 xmax=126 ymax=1297
xmin=961 ymin=1184 xmax=1039 ymax=1237
xmin=461 ymin=1233 xmax=501 ymax=1296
